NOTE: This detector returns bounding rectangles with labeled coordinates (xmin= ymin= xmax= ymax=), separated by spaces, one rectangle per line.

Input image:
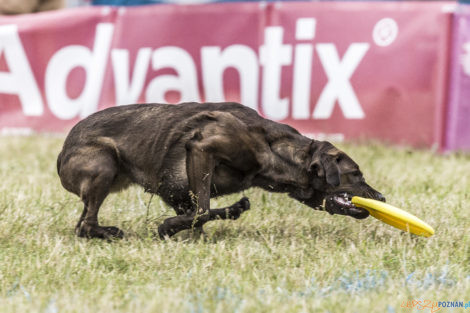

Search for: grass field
xmin=0 ymin=135 xmax=469 ymax=313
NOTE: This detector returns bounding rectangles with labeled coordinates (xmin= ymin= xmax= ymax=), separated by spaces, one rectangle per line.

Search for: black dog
xmin=57 ymin=102 xmax=385 ymax=239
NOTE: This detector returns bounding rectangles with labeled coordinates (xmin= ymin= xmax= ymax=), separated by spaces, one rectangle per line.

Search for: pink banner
xmin=445 ymin=5 xmax=470 ymax=151
xmin=0 ymin=2 xmax=453 ymax=147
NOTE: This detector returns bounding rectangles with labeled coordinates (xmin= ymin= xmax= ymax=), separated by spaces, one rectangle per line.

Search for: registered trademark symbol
xmin=373 ymin=18 xmax=398 ymax=47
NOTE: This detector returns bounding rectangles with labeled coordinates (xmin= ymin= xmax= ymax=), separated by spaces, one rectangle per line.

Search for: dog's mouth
xmin=323 ymin=193 xmax=370 ymax=219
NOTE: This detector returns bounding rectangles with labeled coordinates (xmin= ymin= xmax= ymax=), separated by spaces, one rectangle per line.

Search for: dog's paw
xmin=76 ymin=223 xmax=124 ymax=240
xmin=157 ymin=223 xmax=172 ymax=240
xmin=227 ymin=197 xmax=250 ymax=220
xmin=239 ymin=197 xmax=250 ymax=212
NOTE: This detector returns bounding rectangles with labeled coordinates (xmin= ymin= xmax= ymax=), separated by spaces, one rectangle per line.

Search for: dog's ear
xmin=308 ymin=140 xmax=326 ymax=190
xmin=308 ymin=157 xmax=325 ymax=177
xmin=322 ymin=155 xmax=340 ymax=187
xmin=308 ymin=140 xmax=341 ymax=188
xmin=309 ymin=157 xmax=325 ymax=190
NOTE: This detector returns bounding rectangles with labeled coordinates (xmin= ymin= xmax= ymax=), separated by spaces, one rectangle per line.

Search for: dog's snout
xmin=376 ymin=192 xmax=386 ymax=202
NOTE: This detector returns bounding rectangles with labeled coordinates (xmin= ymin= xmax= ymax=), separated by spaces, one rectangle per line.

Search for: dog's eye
xmin=347 ymin=171 xmax=363 ymax=181
xmin=353 ymin=171 xmax=366 ymax=182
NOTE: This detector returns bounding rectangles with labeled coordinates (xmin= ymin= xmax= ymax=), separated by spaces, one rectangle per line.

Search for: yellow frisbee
xmin=351 ymin=196 xmax=435 ymax=237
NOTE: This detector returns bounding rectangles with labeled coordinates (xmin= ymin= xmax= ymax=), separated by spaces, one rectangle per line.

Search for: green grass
xmin=0 ymin=135 xmax=469 ymax=313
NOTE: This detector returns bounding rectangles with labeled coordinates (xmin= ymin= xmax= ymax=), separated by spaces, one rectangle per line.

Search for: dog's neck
xmin=253 ymin=137 xmax=311 ymax=194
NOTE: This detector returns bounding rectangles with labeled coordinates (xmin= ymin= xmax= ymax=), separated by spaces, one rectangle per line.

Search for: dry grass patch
xmin=0 ymin=136 xmax=469 ymax=312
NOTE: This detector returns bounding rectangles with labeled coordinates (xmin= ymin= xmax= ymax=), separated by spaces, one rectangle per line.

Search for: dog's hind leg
xmin=59 ymin=149 xmax=123 ymax=239
xmin=75 ymin=203 xmax=87 ymax=233
xmin=78 ymin=162 xmax=124 ymax=239
xmin=77 ymin=181 xmax=124 ymax=239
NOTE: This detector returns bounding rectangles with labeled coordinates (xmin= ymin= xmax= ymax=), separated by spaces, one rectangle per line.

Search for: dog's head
xmin=294 ymin=140 xmax=385 ymax=219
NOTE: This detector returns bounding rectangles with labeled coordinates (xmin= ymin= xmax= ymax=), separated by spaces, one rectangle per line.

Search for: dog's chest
xmin=210 ymin=164 xmax=252 ymax=195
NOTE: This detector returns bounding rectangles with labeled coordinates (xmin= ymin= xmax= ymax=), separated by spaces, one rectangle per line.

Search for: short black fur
xmin=57 ymin=102 xmax=385 ymax=239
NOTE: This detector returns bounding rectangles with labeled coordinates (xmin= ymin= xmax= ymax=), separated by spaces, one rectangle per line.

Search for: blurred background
xmin=1 ymin=2 xmax=470 ymax=312
xmin=0 ymin=0 xmax=469 ymax=152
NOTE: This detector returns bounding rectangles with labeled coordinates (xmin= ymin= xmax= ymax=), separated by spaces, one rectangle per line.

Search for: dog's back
xmin=57 ymin=102 xmax=275 ymax=195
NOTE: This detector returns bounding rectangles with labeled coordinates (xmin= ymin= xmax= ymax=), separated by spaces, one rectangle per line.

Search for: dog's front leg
xmin=158 ymin=138 xmax=214 ymax=238
xmin=186 ymin=139 xmax=215 ymax=215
